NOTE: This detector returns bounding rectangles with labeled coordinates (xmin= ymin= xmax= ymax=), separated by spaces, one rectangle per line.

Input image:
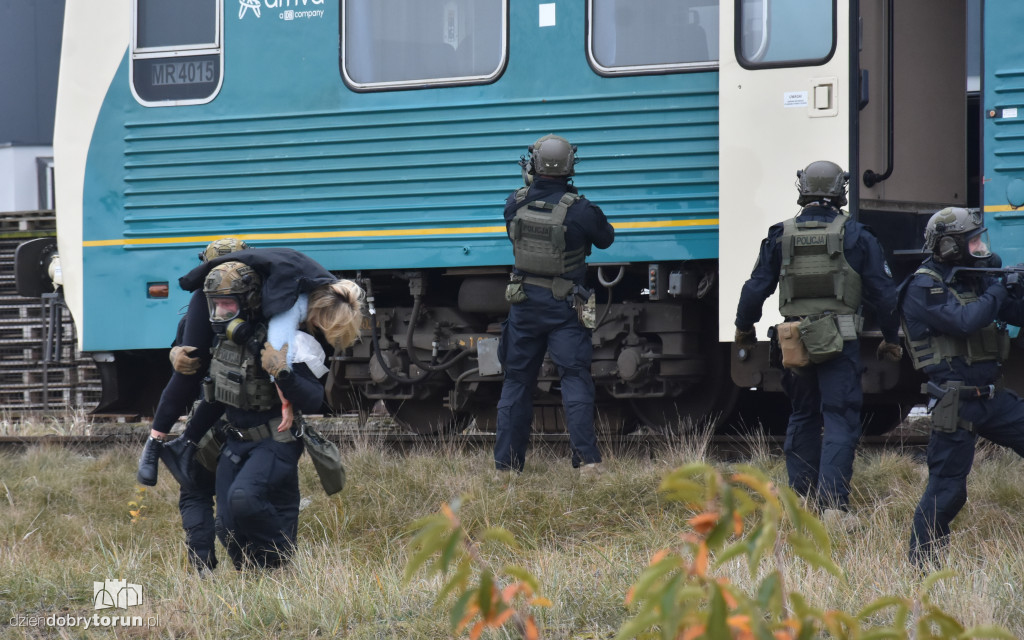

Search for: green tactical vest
xmin=209 ymin=326 xmax=279 ymax=411
xmin=508 ymin=188 xmax=586 ymax=277
xmin=902 ymin=267 xmax=1010 ymax=370
xmin=778 ymin=212 xmax=863 ymax=317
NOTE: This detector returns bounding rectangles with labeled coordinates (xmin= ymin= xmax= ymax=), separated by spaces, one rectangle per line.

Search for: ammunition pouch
xmin=505 ymin=274 xmax=527 ymax=305
xmin=571 ymin=285 xmax=597 ymax=329
xmin=776 ymin=321 xmax=810 ymax=369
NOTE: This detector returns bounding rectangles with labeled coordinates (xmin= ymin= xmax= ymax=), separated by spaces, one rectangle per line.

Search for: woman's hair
xmin=306 ymin=279 xmax=364 ymax=350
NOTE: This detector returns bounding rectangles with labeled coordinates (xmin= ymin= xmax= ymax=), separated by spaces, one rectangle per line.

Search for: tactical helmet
xmin=528 ymin=134 xmax=577 ymax=177
xmin=796 ymin=160 xmax=850 ymax=207
xmin=203 ymin=261 xmax=262 ymax=317
xmin=200 ymin=237 xmax=249 ymax=262
xmin=923 ymin=207 xmax=991 ymax=264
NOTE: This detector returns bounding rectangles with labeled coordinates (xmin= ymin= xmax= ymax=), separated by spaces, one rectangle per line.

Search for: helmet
xmin=924 ymin=207 xmax=991 ymax=264
xmin=796 ymin=160 xmax=850 ymax=207
xmin=203 ymin=261 xmax=262 ymax=321
xmin=200 ymin=237 xmax=249 ymax=262
xmin=528 ymin=134 xmax=577 ymax=177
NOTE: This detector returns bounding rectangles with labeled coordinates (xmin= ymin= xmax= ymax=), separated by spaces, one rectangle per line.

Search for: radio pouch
xmin=776 ymin=321 xmax=810 ymax=369
xmin=798 ymin=315 xmax=844 ymax=363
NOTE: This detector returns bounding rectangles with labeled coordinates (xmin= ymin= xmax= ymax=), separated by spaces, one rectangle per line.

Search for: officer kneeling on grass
xmin=734 ymin=161 xmax=902 ymax=527
xmin=202 ymin=261 xmax=325 ymax=570
xmin=494 ymin=134 xmax=614 ymax=475
xmin=899 ymin=207 xmax=1024 ymax=567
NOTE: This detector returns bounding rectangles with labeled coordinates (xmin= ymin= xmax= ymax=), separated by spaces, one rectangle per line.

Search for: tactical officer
xmin=135 ymin=238 xmax=247 ymax=571
xmin=900 ymin=207 xmax=1024 ymax=566
xmin=202 ymin=261 xmax=326 ymax=570
xmin=495 ymin=134 xmax=614 ymax=474
xmin=734 ymin=161 xmax=902 ymax=520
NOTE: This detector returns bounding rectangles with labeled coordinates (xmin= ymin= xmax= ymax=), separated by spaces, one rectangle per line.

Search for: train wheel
xmin=382 ymin=399 xmax=469 ymax=435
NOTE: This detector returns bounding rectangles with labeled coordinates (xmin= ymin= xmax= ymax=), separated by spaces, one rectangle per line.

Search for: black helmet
xmin=528 ymin=134 xmax=577 ymax=177
xmin=924 ymin=207 xmax=991 ymax=264
xmin=796 ymin=160 xmax=850 ymax=207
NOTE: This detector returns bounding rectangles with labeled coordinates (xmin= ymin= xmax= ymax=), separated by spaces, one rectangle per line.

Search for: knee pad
xmin=229 ymin=487 xmax=261 ymax=523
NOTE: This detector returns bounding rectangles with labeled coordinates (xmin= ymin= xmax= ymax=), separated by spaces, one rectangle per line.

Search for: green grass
xmin=0 ymin=435 xmax=1022 ymax=639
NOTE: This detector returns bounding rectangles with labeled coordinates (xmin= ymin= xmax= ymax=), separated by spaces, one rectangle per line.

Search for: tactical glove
xmin=261 ymin=341 xmax=291 ymax=378
xmin=876 ymin=340 xmax=903 ymax=362
xmin=169 ymin=345 xmax=200 ymax=375
xmin=734 ymin=327 xmax=756 ymax=347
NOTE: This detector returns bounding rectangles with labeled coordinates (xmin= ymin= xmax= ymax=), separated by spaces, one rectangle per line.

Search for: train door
xmin=718 ymin=1 xmax=854 ymax=346
xmin=982 ymin=0 xmax=1024 ymax=267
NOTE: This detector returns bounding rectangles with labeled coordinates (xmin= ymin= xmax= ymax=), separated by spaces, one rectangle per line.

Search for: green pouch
xmin=505 ymin=281 xmax=527 ymax=304
xmin=301 ymin=423 xmax=346 ymax=496
xmin=550 ymin=277 xmax=574 ymax=300
xmin=798 ymin=315 xmax=844 ymax=363
xmin=195 ymin=424 xmax=224 ymax=473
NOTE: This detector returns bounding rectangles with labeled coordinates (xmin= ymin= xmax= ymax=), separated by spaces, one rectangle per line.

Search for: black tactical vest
xmin=508 ymin=188 xmax=586 ymax=277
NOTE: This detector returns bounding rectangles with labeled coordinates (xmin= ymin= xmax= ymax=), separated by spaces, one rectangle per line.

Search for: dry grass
xmin=0 ymin=433 xmax=1022 ymax=639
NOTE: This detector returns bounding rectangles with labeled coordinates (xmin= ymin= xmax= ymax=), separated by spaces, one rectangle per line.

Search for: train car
xmin=18 ymin=0 xmax=1023 ymax=435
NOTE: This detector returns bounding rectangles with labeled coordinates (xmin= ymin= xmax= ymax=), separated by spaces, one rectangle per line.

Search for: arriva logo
xmin=238 ymin=0 xmax=325 ymax=20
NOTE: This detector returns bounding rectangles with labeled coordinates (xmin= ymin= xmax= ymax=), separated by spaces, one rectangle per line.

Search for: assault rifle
xmin=944 ymin=264 xmax=1024 ymax=294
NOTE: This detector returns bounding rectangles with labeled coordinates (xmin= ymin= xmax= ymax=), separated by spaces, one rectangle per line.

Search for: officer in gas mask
xmin=734 ymin=161 xmax=902 ymax=528
xmin=495 ymin=134 xmax=615 ymax=475
xmin=202 ymin=261 xmax=325 ymax=570
xmin=900 ymin=207 xmax=1024 ymax=567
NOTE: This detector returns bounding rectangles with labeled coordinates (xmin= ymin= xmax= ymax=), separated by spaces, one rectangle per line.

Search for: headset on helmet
xmin=924 ymin=207 xmax=990 ymax=264
xmin=520 ymin=134 xmax=577 ymax=181
xmin=796 ymin=160 xmax=850 ymax=207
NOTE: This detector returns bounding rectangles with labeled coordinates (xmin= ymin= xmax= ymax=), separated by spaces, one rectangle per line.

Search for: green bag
xmin=798 ymin=315 xmax=844 ymax=363
xmin=301 ymin=422 xmax=346 ymax=496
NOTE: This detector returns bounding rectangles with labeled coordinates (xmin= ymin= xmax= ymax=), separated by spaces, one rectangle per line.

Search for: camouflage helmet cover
xmin=923 ymin=207 xmax=987 ymax=259
xmin=529 ymin=134 xmax=577 ymax=177
xmin=203 ymin=261 xmax=262 ymax=312
xmin=201 ymin=237 xmax=249 ymax=262
xmin=796 ymin=160 xmax=850 ymax=206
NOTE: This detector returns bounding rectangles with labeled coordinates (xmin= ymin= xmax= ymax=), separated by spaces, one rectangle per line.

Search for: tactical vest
xmin=208 ymin=326 xmax=279 ymax=411
xmin=778 ymin=213 xmax=863 ymax=317
xmin=902 ymin=267 xmax=1010 ymax=370
xmin=508 ymin=188 xmax=586 ymax=277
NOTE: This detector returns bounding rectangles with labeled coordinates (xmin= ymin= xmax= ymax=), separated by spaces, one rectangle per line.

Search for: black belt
xmin=224 ymin=417 xmax=290 ymax=442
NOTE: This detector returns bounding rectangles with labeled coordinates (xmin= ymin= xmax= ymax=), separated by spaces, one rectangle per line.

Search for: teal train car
xmin=23 ymin=0 xmax=1024 ymax=433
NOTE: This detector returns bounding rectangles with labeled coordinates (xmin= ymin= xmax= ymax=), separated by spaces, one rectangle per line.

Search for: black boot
xmin=136 ymin=436 xmax=163 ymax=486
xmin=160 ymin=436 xmax=198 ymax=491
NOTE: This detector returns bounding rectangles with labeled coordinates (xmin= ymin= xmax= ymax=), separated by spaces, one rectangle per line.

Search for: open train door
xmin=720 ymin=0 xmax=855 ymax=388
xmin=982 ymin=0 xmax=1024 ymax=267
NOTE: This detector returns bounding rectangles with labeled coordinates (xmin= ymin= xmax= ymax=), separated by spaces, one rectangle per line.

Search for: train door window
xmin=342 ymin=0 xmax=507 ymax=91
xmin=588 ymin=0 xmax=719 ymax=75
xmin=737 ymin=0 xmax=835 ymax=68
xmin=130 ymin=0 xmax=223 ymax=106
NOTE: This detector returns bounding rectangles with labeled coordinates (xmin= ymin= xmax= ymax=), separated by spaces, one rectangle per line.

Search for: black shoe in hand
xmin=160 ymin=436 xmax=198 ymax=491
xmin=136 ymin=436 xmax=163 ymax=486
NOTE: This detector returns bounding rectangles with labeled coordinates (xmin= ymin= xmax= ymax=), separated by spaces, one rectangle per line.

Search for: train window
xmin=737 ymin=0 xmax=835 ymax=68
xmin=588 ymin=0 xmax=719 ymax=75
xmin=342 ymin=0 xmax=507 ymax=91
xmin=130 ymin=0 xmax=223 ymax=106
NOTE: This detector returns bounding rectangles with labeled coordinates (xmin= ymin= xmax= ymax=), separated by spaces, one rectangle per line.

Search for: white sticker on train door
xmin=539 ymin=3 xmax=555 ymax=27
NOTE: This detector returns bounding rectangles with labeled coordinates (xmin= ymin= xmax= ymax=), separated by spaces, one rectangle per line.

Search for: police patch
xmin=883 ymin=261 xmax=892 ymax=278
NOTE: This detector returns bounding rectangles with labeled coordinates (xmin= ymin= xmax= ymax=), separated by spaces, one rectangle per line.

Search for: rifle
xmin=944 ymin=264 xmax=1024 ymax=292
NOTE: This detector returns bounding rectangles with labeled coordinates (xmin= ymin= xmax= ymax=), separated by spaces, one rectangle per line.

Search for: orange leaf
xmin=727 ymin=615 xmax=752 ymax=632
xmin=524 ymin=617 xmax=539 ymax=640
xmin=733 ymin=510 xmax=744 ymax=537
xmin=491 ymin=609 xmax=515 ymax=628
xmin=441 ymin=503 xmax=457 ymax=524
xmin=456 ymin=604 xmax=480 ymax=634
xmin=690 ymin=542 xmax=709 ymax=577
xmin=774 ymin=632 xmax=794 ymax=640
xmin=688 ymin=512 xmax=720 ymax=536
xmin=469 ymin=620 xmax=485 ymax=640
xmin=716 ymin=579 xmax=739 ymax=609
xmin=530 ymin=597 xmax=553 ymax=608
xmin=681 ymin=623 xmax=706 ymax=640
xmin=649 ymin=548 xmax=670 ymax=565
xmin=625 ymin=586 xmax=636 ymax=605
